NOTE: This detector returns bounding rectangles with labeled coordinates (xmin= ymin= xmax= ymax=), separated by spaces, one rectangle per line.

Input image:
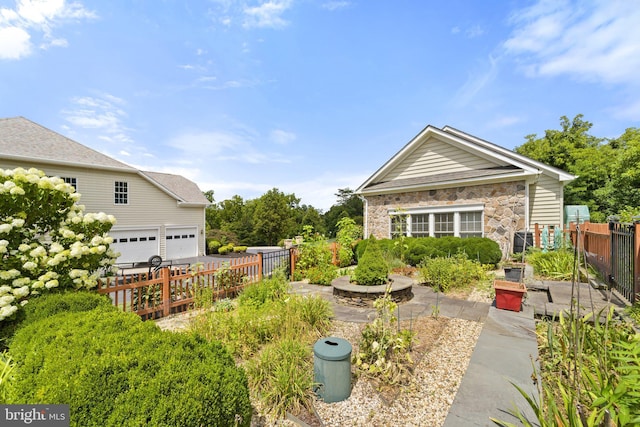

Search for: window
xmin=390 ymin=215 xmax=407 ymax=238
xmin=61 ymin=177 xmax=77 ymax=191
xmin=389 ymin=205 xmax=484 ymax=239
xmin=411 ymin=214 xmax=429 ymax=237
xmin=114 ymin=181 xmax=128 ymax=204
xmin=434 ymin=213 xmax=454 ymax=237
xmin=460 ymin=212 xmax=483 ymax=238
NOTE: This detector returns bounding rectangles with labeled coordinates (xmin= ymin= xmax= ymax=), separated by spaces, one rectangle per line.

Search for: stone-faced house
xmin=0 ymin=117 xmax=210 ymax=264
xmin=356 ymin=125 xmax=575 ymax=256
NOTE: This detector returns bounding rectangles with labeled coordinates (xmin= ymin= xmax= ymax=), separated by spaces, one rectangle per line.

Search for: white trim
xmin=356 ymin=125 xmax=575 ymax=195
xmin=389 ymin=203 xmax=484 ymax=215
xmin=359 ymin=171 xmax=535 ymax=196
xmin=388 ymin=204 xmax=485 ymax=238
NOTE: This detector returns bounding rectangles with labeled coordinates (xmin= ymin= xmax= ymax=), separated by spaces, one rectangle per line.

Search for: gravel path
xmin=156 ymin=286 xmax=492 ymax=427
xmin=310 ymin=317 xmax=483 ymax=427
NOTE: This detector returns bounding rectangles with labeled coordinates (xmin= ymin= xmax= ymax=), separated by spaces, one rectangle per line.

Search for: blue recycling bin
xmin=313 ymin=337 xmax=352 ymax=403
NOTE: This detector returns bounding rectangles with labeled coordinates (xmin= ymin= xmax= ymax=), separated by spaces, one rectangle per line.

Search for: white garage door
xmin=109 ymin=228 xmax=160 ymax=264
xmin=165 ymin=226 xmax=198 ymax=260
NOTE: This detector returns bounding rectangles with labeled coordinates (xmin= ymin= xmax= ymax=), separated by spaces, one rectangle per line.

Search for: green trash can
xmin=313 ymin=337 xmax=352 ymax=403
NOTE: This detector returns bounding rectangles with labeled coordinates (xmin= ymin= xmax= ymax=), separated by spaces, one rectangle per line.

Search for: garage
xmin=109 ymin=228 xmax=160 ymax=264
xmin=165 ymin=226 xmax=198 ymax=260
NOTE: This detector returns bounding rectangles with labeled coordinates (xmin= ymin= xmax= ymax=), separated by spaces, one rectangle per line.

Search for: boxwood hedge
xmin=355 ymin=236 xmax=502 ymax=266
xmin=0 ymin=290 xmax=116 ymax=350
xmin=6 ymin=301 xmax=252 ymax=427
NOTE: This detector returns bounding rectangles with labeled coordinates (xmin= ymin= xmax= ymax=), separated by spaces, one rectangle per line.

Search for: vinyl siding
xmin=382 ymin=137 xmax=505 ymax=181
xmin=0 ymin=161 xmax=206 ymax=257
xmin=529 ymin=174 xmax=563 ymax=227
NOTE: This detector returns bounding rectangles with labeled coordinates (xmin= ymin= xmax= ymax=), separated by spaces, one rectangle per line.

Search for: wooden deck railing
xmin=98 ymin=254 xmax=262 ymax=320
xmin=533 ymin=221 xmax=639 ymax=303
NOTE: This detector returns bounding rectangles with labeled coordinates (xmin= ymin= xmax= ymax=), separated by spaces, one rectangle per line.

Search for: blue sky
xmin=1 ymin=0 xmax=639 ymax=211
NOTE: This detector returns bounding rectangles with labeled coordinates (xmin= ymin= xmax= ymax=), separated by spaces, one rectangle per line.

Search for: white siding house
xmin=0 ymin=117 xmax=210 ymax=264
xmin=356 ymin=125 xmax=575 ymax=256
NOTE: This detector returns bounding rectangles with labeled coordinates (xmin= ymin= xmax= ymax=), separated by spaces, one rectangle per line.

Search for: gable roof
xmin=0 ymin=117 xmax=135 ymax=171
xmin=357 ymin=124 xmax=575 ymax=195
xmin=0 ymin=116 xmax=209 ymax=206
xmin=141 ymin=171 xmax=210 ymax=205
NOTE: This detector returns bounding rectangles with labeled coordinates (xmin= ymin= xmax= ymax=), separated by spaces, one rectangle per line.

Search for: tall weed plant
xmin=418 ymin=253 xmax=486 ymax=292
xmin=526 ymin=249 xmax=576 ymax=281
xmin=190 ymin=271 xmax=333 ymax=420
xmin=493 ymin=307 xmax=640 ymax=426
xmin=293 ymin=226 xmax=335 ymax=283
xmin=353 ymin=287 xmax=415 ymax=386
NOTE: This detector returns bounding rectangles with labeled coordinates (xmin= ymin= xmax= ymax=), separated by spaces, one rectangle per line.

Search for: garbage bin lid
xmin=314 ymin=337 xmax=352 ymax=361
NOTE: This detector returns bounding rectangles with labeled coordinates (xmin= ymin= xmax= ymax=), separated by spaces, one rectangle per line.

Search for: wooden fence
xmin=98 ymin=254 xmax=262 ymax=320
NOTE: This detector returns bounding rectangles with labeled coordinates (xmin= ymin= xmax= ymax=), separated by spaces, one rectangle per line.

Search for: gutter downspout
xmin=358 ymin=195 xmax=368 ymax=238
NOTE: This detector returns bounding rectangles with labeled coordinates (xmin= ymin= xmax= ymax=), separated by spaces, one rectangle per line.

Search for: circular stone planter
xmin=331 ymin=274 xmax=414 ymax=307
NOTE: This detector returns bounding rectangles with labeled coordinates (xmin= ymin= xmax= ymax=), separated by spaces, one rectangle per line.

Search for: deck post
xmin=162 ymin=267 xmax=170 ymax=317
xmin=635 ymin=222 xmax=640 ymax=303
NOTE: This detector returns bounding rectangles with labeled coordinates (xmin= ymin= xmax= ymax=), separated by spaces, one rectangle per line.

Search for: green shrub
xmin=418 ymin=253 xmax=486 ymax=292
xmin=218 ymin=245 xmax=231 ymax=255
xmin=7 ymin=309 xmax=251 ymax=427
xmin=357 ymin=236 xmax=503 ymax=267
xmin=456 ymin=237 xmax=502 ymax=265
xmin=238 ymin=270 xmax=290 ymax=307
xmin=0 ymin=290 xmax=115 ymax=349
xmin=335 ymin=217 xmax=362 ymax=267
xmin=294 ymin=229 xmax=335 ymax=282
xmin=404 ymin=241 xmax=445 ymax=266
xmin=207 ymin=239 xmax=222 ymax=254
xmin=305 ymin=264 xmax=338 ymax=285
xmin=353 ymin=236 xmax=389 ymax=286
xmin=233 ymin=246 xmax=248 ymax=253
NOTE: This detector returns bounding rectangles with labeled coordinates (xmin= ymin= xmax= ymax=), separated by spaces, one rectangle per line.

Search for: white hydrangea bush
xmin=0 ymin=167 xmax=119 ymax=321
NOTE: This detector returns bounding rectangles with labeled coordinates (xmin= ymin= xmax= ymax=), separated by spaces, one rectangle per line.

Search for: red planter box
xmin=494 ymin=280 xmax=527 ymax=312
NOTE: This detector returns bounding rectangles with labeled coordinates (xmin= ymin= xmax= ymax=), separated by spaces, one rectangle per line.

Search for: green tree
xmin=604 ymin=128 xmax=640 ymax=214
xmin=297 ymin=205 xmax=326 ymax=236
xmin=252 ymin=188 xmax=299 ymax=245
xmin=203 ymin=190 xmax=221 ymax=231
xmin=0 ymin=167 xmax=118 ymax=321
xmin=515 ymin=115 xmax=611 ymax=221
xmin=324 ymin=188 xmax=363 ymax=237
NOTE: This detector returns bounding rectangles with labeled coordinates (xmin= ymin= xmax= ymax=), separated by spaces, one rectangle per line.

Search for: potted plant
xmin=493 ymin=280 xmax=527 ymax=312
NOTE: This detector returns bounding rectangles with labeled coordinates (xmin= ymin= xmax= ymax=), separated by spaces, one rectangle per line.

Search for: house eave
xmin=360 ymin=171 xmax=535 ymax=197
xmin=177 ymin=201 xmax=210 ymax=208
xmin=0 ymin=153 xmax=137 ymax=173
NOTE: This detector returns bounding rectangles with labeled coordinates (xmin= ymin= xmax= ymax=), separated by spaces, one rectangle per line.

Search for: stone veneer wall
xmin=365 ymin=181 xmax=526 ymax=257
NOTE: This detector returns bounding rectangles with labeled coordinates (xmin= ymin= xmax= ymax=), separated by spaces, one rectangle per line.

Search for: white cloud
xmin=0 ymin=0 xmax=95 ymax=60
xmin=0 ymin=26 xmax=31 ymax=59
xmin=466 ymin=25 xmax=485 ymax=38
xmin=322 ymin=1 xmax=351 ymax=11
xmin=165 ymin=129 xmax=290 ymax=165
xmin=504 ymin=0 xmax=640 ymax=86
xmin=486 ymin=115 xmax=523 ymax=130
xmin=195 ymin=170 xmax=368 ymax=211
xmin=243 ymin=0 xmax=292 ymax=29
xmin=62 ymin=93 xmax=134 ymax=144
xmin=609 ymin=99 xmax=640 ymax=122
xmin=269 ymin=129 xmax=296 ymax=145
xmin=451 ymin=24 xmax=485 ymax=38
xmin=452 ymin=54 xmax=499 ymax=107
